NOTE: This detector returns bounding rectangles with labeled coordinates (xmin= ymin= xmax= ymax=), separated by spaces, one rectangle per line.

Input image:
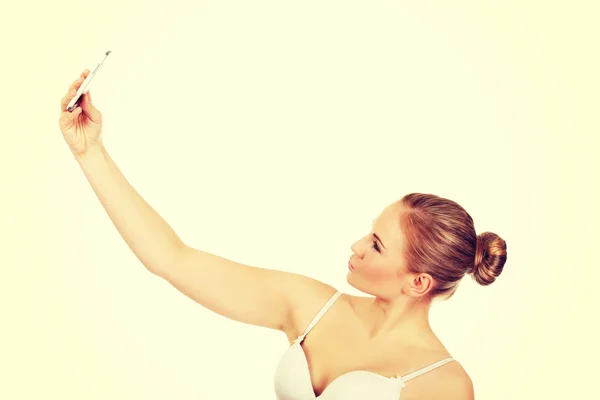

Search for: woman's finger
xmin=68 ymin=78 xmax=81 ymax=93
xmin=61 ymin=88 xmax=77 ymax=111
xmin=65 ymin=70 xmax=90 ymax=102
xmin=60 ymin=70 xmax=92 ymax=113
xmin=60 ymin=92 xmax=71 ymax=111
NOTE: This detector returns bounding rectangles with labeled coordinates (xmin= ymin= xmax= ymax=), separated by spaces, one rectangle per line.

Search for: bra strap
xmin=398 ymin=357 xmax=455 ymax=384
xmin=293 ymin=290 xmax=342 ymax=344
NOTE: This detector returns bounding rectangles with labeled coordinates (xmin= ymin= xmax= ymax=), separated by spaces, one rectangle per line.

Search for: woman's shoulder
xmin=425 ymin=361 xmax=474 ymax=399
xmin=281 ymin=277 xmax=341 ymax=341
xmin=401 ymin=356 xmax=474 ymax=400
xmin=282 ymin=285 xmax=371 ymax=342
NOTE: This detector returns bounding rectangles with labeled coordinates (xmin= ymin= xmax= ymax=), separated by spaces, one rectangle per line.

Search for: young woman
xmin=59 ymin=69 xmax=507 ymax=399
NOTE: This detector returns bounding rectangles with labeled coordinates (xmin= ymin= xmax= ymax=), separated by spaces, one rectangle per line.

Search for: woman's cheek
xmin=361 ymin=265 xmax=396 ymax=282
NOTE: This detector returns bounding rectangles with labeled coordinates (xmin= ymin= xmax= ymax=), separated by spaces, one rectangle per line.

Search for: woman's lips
xmin=348 ymin=261 xmax=355 ymax=271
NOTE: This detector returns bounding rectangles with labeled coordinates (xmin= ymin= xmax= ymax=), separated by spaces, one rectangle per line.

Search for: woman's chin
xmin=346 ymin=271 xmax=359 ymax=287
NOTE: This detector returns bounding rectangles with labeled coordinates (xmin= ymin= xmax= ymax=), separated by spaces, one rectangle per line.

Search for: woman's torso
xmin=274 ymin=290 xmax=460 ymax=400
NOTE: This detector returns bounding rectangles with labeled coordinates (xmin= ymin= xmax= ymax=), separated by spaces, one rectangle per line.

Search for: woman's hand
xmin=58 ymin=69 xmax=104 ymax=156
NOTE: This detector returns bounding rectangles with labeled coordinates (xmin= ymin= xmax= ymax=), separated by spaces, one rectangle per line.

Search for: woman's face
xmin=347 ymin=204 xmax=410 ymax=298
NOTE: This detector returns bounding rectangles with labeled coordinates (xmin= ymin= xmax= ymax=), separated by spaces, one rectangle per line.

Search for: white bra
xmin=273 ymin=291 xmax=455 ymax=399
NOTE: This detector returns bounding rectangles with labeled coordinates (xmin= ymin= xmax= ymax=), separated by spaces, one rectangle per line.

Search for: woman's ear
xmin=407 ymin=273 xmax=434 ymax=297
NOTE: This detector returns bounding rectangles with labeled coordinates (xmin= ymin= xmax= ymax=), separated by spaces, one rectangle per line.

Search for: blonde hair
xmin=397 ymin=193 xmax=507 ymax=299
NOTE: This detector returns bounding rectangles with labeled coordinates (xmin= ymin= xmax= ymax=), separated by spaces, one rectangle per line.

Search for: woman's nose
xmin=350 ymin=239 xmax=364 ymax=257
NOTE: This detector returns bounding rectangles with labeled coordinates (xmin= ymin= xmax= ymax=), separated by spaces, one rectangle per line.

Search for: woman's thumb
xmin=80 ymin=91 xmax=101 ymax=120
xmin=71 ymin=106 xmax=83 ymax=119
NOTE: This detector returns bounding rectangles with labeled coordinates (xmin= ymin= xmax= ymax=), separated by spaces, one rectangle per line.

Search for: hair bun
xmin=473 ymin=232 xmax=508 ymax=285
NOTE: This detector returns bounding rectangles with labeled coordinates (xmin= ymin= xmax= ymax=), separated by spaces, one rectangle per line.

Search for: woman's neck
xmin=363 ymin=294 xmax=434 ymax=343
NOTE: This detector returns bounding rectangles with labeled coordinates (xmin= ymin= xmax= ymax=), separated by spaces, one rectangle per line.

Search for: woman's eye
xmin=372 ymin=240 xmax=380 ymax=252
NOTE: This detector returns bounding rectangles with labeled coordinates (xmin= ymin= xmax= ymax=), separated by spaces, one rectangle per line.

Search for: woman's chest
xmin=274 ymin=341 xmax=404 ymax=400
xmin=302 ymin=336 xmax=401 ymax=395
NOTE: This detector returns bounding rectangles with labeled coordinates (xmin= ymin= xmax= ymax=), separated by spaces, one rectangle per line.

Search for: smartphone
xmin=67 ymin=50 xmax=112 ymax=112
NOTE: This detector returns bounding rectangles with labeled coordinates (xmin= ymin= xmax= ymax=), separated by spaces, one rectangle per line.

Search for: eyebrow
xmin=373 ymin=233 xmax=386 ymax=250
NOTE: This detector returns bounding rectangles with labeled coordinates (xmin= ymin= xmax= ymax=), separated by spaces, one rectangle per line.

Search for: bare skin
xmin=59 ymin=71 xmax=474 ymax=399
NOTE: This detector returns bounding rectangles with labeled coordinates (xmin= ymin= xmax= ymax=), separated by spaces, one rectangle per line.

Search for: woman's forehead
xmin=373 ymin=204 xmax=403 ymax=225
xmin=372 ymin=205 xmax=406 ymax=248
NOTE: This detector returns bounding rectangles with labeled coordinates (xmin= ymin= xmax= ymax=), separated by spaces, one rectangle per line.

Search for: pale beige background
xmin=2 ymin=1 xmax=598 ymax=399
